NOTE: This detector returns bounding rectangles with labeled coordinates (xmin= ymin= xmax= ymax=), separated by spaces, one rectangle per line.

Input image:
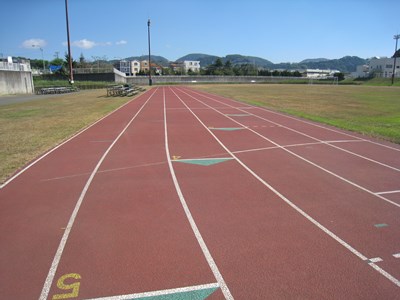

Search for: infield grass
xmin=0 ymin=89 xmax=139 ymax=183
xmin=193 ymin=84 xmax=400 ymax=144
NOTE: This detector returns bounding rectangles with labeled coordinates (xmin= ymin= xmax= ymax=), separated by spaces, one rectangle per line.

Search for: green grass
xmin=193 ymin=84 xmax=400 ymax=143
xmin=0 ymin=89 xmax=139 ymax=183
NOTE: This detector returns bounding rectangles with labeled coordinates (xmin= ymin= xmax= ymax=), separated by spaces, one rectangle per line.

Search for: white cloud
xmin=116 ymin=40 xmax=127 ymax=45
xmin=71 ymin=39 xmax=97 ymax=49
xmin=62 ymin=39 xmax=116 ymax=49
xmin=22 ymin=38 xmax=47 ymax=49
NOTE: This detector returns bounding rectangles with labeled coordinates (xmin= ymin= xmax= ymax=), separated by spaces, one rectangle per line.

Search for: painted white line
xmin=0 ymin=90 xmax=153 ymax=189
xmin=188 ymin=88 xmax=400 ymax=153
xmin=41 ymin=161 xmax=167 ymax=182
xmin=393 ymin=253 xmax=400 ymax=258
xmin=187 ymin=89 xmax=400 ymax=173
xmin=38 ymin=88 xmax=158 ymax=300
xmin=368 ymin=257 xmax=383 ymax=263
xmin=179 ymin=88 xmax=400 ymax=209
xmin=163 ymin=88 xmax=233 ymax=300
xmin=84 ymin=282 xmax=219 ymax=300
xmin=376 ymin=190 xmax=400 ymax=195
xmin=171 ymin=87 xmax=400 ymax=288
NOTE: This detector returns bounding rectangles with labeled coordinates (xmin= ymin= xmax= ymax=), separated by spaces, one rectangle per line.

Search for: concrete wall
xmin=0 ymin=70 xmax=34 ymax=95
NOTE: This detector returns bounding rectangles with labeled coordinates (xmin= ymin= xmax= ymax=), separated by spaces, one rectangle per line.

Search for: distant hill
xmin=118 ymin=54 xmax=366 ymax=73
xmin=271 ymin=56 xmax=366 ymax=73
xmin=177 ymin=54 xmax=365 ymax=72
xmin=177 ymin=53 xmax=273 ymax=68
xmin=299 ymin=58 xmax=329 ymax=64
xmin=177 ymin=53 xmax=220 ymax=67
xmin=223 ymin=54 xmax=273 ymax=67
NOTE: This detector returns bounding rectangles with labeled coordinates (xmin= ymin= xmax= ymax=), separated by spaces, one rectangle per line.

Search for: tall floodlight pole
xmin=65 ymin=0 xmax=74 ymax=84
xmin=392 ymin=34 xmax=400 ymax=85
xmin=147 ymin=19 xmax=152 ymax=86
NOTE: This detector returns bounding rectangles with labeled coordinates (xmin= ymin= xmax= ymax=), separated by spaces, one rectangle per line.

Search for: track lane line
xmin=170 ymin=87 xmax=400 ymax=288
xmin=0 ymin=91 xmax=154 ymax=189
xmin=185 ymin=88 xmax=400 ymax=172
xmin=178 ymin=87 xmax=400 ymax=209
xmin=163 ymin=87 xmax=233 ymax=300
xmin=38 ymin=88 xmax=158 ymax=300
xmin=187 ymin=87 xmax=400 ymax=152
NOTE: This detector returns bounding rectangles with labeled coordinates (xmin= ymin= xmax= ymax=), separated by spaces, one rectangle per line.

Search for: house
xmin=119 ymin=60 xmax=131 ymax=75
xmin=140 ymin=60 xmax=150 ymax=73
xmin=131 ymin=60 xmax=140 ymax=76
xmin=183 ymin=61 xmax=200 ymax=73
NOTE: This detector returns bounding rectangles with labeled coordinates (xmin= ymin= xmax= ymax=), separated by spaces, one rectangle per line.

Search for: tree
xmin=65 ymin=52 xmax=77 ymax=68
xmin=334 ymin=72 xmax=345 ymax=81
xmin=50 ymin=58 xmax=64 ymax=66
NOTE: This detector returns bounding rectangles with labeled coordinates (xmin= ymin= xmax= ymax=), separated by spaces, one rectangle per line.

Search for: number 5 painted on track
xmin=52 ymin=273 xmax=81 ymax=299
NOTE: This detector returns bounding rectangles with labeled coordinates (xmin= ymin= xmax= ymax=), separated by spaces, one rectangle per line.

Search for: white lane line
xmin=178 ymin=88 xmax=400 ymax=209
xmin=171 ymin=87 xmax=400 ymax=288
xmin=368 ymin=257 xmax=383 ymax=263
xmin=40 ymin=161 xmax=167 ymax=182
xmin=0 ymin=91 xmax=153 ymax=189
xmin=84 ymin=282 xmax=219 ymax=300
xmin=187 ymin=88 xmax=400 ymax=153
xmin=393 ymin=253 xmax=400 ymax=258
xmin=376 ymin=190 xmax=400 ymax=195
xmin=163 ymin=88 xmax=233 ymax=300
xmin=38 ymin=88 xmax=158 ymax=300
xmin=187 ymin=88 xmax=400 ymax=173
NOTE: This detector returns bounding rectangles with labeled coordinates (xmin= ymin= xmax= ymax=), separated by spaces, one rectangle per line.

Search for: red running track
xmin=0 ymin=86 xmax=399 ymax=299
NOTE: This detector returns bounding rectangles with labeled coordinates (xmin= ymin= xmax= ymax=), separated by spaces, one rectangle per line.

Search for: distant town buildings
xmin=303 ymin=69 xmax=340 ymax=78
xmin=118 ymin=59 xmax=200 ymax=76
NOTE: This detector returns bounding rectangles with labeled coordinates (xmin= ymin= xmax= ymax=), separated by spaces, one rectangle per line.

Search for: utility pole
xmin=65 ymin=0 xmax=74 ymax=84
xmin=147 ymin=19 xmax=152 ymax=86
xmin=392 ymin=34 xmax=400 ymax=85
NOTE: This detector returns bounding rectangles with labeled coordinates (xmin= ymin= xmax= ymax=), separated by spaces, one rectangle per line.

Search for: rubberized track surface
xmin=1 ymin=87 xmax=399 ymax=299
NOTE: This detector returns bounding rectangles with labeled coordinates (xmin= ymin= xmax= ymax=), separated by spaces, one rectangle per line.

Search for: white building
xmin=369 ymin=57 xmax=399 ymax=78
xmin=353 ymin=57 xmax=400 ymax=78
xmin=183 ymin=61 xmax=200 ymax=73
xmin=304 ymin=69 xmax=340 ymax=78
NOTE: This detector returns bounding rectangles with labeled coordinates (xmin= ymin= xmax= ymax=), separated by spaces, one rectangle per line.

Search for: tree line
xmin=202 ymin=58 xmax=302 ymax=77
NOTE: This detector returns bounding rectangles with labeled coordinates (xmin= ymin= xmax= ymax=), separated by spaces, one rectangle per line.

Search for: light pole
xmin=147 ymin=19 xmax=152 ymax=86
xmin=65 ymin=0 xmax=74 ymax=84
xmin=32 ymin=45 xmax=45 ymax=72
xmin=392 ymin=34 xmax=400 ymax=85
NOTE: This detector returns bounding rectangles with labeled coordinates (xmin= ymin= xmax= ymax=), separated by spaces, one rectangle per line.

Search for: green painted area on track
xmin=174 ymin=158 xmax=233 ymax=166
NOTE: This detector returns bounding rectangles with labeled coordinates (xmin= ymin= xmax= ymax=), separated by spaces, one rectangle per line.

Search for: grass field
xmin=0 ymin=89 xmax=136 ymax=183
xmin=193 ymin=84 xmax=400 ymax=144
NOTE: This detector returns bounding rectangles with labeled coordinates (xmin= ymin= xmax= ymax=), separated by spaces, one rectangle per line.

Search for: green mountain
xmin=223 ymin=54 xmax=274 ymax=67
xmin=177 ymin=53 xmax=220 ymax=66
xmin=117 ymin=53 xmax=366 ymax=73
xmin=299 ymin=58 xmax=329 ymax=63
xmin=177 ymin=53 xmax=273 ymax=68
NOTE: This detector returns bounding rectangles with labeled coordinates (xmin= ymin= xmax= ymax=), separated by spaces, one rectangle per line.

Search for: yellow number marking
xmin=52 ymin=273 xmax=81 ymax=299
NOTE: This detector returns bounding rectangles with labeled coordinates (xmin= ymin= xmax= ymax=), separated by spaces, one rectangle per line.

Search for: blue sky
xmin=1 ymin=0 xmax=399 ymax=63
